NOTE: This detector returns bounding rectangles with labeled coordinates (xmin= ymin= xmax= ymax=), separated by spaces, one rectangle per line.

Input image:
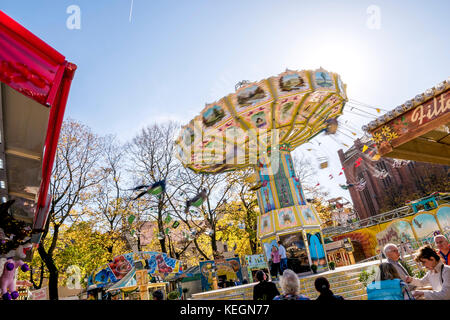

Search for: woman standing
xmin=270 ymin=245 xmax=281 ymax=280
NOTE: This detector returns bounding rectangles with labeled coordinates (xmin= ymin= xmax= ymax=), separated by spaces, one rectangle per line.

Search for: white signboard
xmin=31 ymin=287 xmax=48 ymax=300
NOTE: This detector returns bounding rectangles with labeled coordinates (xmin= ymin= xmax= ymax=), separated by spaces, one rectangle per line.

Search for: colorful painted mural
xmin=299 ymin=205 xmax=319 ymax=225
xmin=330 ymin=204 xmax=450 ymax=260
xmin=376 ymin=220 xmax=416 ymax=248
xmin=245 ymin=254 xmax=269 ymax=283
xmin=412 ymin=213 xmax=441 ymax=242
xmin=259 ymin=212 xmax=274 ymax=237
xmin=258 ymin=164 xmax=276 ymax=213
xmin=87 ymin=251 xmax=183 ymax=289
xmin=276 ymin=207 xmax=298 ymax=230
xmin=436 ymin=206 xmax=450 ymax=232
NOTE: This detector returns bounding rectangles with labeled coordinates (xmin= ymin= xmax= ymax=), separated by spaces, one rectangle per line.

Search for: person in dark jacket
xmin=253 ymin=270 xmax=280 ymax=300
xmin=314 ymin=277 xmax=344 ymax=301
xmin=152 ymin=289 xmax=164 ymax=300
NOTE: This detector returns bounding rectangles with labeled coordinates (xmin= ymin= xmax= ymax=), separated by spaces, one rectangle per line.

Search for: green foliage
xmin=328 ymin=261 xmax=335 ymax=270
xmin=311 ymin=264 xmax=318 ymax=273
xmin=167 ymin=290 xmax=179 ymax=300
xmin=399 ymin=260 xmax=414 ymax=277
xmin=359 ymin=268 xmax=376 ymax=287
xmin=415 ymin=269 xmax=426 ymax=279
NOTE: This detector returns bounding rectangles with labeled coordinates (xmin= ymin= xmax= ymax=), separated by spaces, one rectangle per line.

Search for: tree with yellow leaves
xmin=37 ymin=119 xmax=108 ymax=299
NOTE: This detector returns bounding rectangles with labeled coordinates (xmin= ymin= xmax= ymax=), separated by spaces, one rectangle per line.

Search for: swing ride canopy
xmin=0 ymin=11 xmax=77 ymax=241
xmin=363 ymin=79 xmax=450 ymax=166
xmin=175 ymin=68 xmax=348 ymax=173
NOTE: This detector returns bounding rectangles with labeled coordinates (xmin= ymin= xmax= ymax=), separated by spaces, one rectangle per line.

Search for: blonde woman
xmin=273 ymin=269 xmax=309 ymax=300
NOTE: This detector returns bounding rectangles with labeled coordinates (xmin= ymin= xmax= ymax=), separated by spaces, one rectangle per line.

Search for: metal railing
xmin=193 ymin=292 xmax=247 ymax=300
xmin=323 ymin=206 xmax=412 ymax=236
xmin=324 ymin=193 xmax=450 ymax=237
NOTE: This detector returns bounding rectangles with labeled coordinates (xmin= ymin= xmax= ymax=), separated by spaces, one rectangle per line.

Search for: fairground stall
xmin=323 ymin=237 xmax=355 ymax=267
xmin=87 ymin=251 xmax=184 ymax=300
xmin=0 ymin=10 xmax=76 ymax=300
xmin=176 ymin=68 xmax=348 ymax=276
xmin=362 ymin=79 xmax=449 ymax=165
xmin=199 ymin=257 xmax=244 ymax=291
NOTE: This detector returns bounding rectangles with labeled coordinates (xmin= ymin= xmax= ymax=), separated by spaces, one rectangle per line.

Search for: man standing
xmin=253 ymin=270 xmax=280 ymax=301
xmin=278 ymin=241 xmax=288 ymax=274
xmin=434 ymin=235 xmax=450 ymax=265
xmin=383 ymin=243 xmax=411 ymax=281
xmin=406 ymin=245 xmax=450 ymax=300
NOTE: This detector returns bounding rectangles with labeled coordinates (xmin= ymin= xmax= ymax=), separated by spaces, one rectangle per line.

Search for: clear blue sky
xmin=2 ymin=0 xmax=449 ymax=203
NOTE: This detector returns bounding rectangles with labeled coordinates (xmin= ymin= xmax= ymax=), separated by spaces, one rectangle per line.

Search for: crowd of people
xmin=253 ymin=234 xmax=450 ymax=300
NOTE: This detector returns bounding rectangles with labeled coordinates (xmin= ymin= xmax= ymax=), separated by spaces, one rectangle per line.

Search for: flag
xmin=315 ymin=182 xmax=320 ymax=187
xmin=372 ymin=154 xmax=381 ymax=161
xmin=339 ymin=172 xmax=343 ymax=176
xmin=376 ymin=108 xmax=381 ymax=113
xmin=128 ymin=215 xmax=135 ymax=225
xmin=362 ymin=145 xmax=368 ymax=153
xmin=164 ymin=227 xmax=170 ymax=235
xmin=354 ymin=157 xmax=362 ymax=167
xmin=164 ymin=214 xmax=172 ymax=224
xmin=329 ymin=174 xmax=333 ymax=179
xmin=172 ymin=221 xmax=180 ymax=229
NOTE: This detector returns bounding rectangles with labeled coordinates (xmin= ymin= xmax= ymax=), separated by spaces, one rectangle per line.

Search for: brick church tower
xmin=338 ymin=138 xmax=449 ymax=220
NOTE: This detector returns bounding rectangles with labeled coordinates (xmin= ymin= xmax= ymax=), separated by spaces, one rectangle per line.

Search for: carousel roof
xmin=176 ymin=68 xmax=347 ymax=173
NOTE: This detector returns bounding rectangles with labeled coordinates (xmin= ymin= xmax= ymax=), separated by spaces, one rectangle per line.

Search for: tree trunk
xmin=211 ymin=231 xmax=218 ymax=258
xmin=249 ymin=238 xmax=258 ymax=255
xmin=30 ymin=261 xmax=45 ymax=290
xmin=37 ymin=245 xmax=59 ymax=300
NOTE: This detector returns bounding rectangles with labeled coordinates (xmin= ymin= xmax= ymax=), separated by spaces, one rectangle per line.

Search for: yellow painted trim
xmin=279 ymin=92 xmax=312 ymax=142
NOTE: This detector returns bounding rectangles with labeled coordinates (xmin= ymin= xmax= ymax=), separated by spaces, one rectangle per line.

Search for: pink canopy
xmin=0 ymin=10 xmax=77 ymax=244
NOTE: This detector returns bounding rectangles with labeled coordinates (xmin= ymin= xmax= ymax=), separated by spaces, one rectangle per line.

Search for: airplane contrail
xmin=129 ymin=0 xmax=134 ymax=22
